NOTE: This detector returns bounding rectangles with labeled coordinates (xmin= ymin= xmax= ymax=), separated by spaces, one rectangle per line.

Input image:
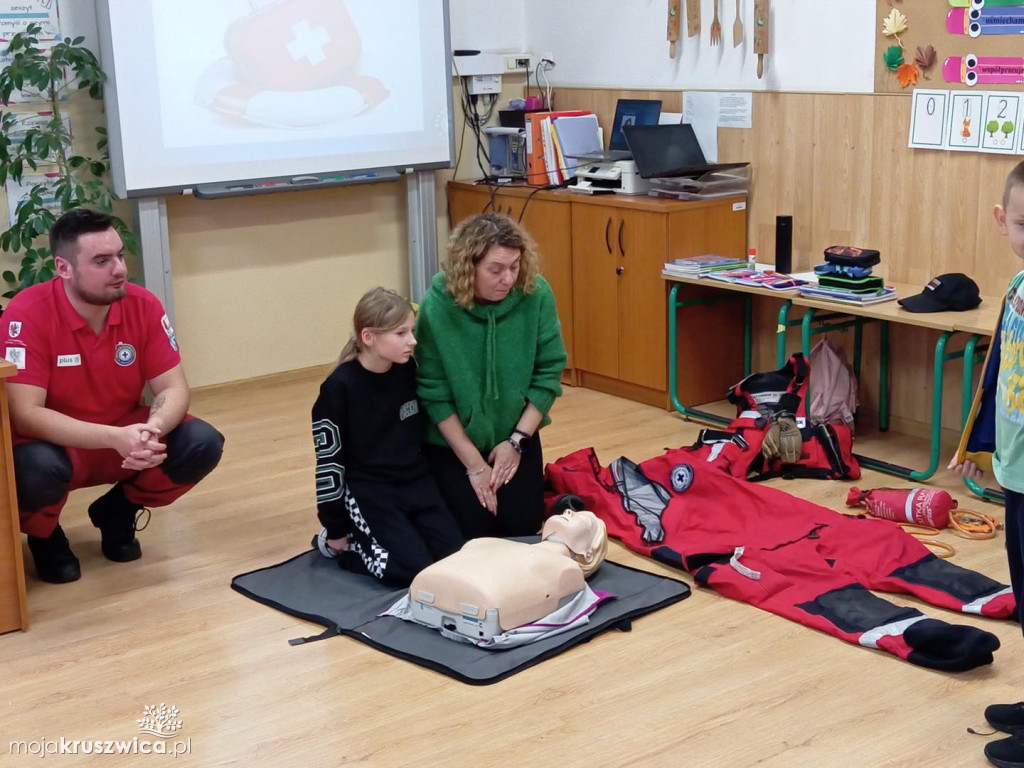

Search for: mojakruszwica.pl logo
xmin=8 ymin=703 xmax=192 ymax=758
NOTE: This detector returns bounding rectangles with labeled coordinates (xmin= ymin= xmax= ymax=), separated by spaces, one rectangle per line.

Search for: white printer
xmin=571 ymin=159 xmax=651 ymax=196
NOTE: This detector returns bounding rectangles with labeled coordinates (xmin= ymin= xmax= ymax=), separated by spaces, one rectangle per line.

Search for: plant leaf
xmin=914 ymin=45 xmax=936 ymax=71
xmin=883 ymin=8 xmax=908 ymax=39
xmin=897 ymin=63 xmax=919 ymax=88
xmin=883 ymin=45 xmax=905 ymax=71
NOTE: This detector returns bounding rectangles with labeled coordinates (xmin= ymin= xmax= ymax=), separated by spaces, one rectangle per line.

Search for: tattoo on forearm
xmin=150 ymin=394 xmax=166 ymax=416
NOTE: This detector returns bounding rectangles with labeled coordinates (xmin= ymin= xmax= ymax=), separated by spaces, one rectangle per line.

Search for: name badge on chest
xmin=57 ymin=354 xmax=82 ymax=367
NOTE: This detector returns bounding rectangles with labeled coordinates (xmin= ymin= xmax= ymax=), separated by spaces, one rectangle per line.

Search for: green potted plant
xmin=0 ymin=22 xmax=136 ymax=297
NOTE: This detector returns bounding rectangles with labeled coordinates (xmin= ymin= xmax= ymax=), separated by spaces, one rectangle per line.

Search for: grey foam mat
xmin=232 ymin=547 xmax=690 ymax=685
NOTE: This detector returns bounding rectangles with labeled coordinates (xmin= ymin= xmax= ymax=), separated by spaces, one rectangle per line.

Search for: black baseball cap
xmin=898 ymin=273 xmax=981 ymax=313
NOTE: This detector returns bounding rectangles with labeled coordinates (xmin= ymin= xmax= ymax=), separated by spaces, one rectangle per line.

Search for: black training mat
xmin=231 ymin=547 xmax=690 ymax=685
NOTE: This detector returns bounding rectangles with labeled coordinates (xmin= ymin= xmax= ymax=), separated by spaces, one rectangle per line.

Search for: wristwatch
xmin=508 ymin=428 xmax=531 ymax=454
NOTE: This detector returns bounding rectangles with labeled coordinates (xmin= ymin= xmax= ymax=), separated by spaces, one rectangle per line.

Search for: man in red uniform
xmin=2 ymin=209 xmax=224 ymax=583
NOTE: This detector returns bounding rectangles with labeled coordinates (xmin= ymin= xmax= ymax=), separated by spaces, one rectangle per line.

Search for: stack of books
xmin=798 ymin=284 xmax=898 ymax=306
xmin=663 ymin=255 xmax=748 ymax=278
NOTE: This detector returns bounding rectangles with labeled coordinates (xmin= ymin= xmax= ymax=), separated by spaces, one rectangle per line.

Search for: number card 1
xmin=946 ymin=92 xmax=985 ymax=150
xmin=909 ymin=90 xmax=950 ymax=150
xmin=981 ymin=93 xmax=1022 ymax=154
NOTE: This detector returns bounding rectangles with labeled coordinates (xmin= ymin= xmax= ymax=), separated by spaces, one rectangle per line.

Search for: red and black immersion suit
xmin=546 ymin=447 xmax=1014 ymax=671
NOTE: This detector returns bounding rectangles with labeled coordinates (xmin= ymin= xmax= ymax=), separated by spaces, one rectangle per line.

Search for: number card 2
xmin=981 ymin=93 xmax=1021 ymax=153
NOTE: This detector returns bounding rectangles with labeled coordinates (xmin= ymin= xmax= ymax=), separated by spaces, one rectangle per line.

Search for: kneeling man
xmin=2 ymin=208 xmax=225 ymax=583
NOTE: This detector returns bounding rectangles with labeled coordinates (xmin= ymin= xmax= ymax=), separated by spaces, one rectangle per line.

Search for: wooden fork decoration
xmin=710 ymin=0 xmax=722 ymax=45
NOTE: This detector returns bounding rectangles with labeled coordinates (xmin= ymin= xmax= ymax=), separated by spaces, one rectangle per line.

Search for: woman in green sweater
xmin=415 ymin=213 xmax=567 ymax=538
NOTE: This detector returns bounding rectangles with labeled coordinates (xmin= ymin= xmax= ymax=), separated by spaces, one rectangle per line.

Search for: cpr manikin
xmin=383 ymin=510 xmax=611 ymax=648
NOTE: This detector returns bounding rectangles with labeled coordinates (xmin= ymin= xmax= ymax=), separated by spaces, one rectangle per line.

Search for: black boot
xmin=88 ymin=485 xmax=144 ymax=562
xmin=27 ymin=525 xmax=81 ymax=583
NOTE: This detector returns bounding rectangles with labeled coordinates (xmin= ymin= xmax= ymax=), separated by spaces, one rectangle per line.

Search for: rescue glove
xmin=761 ymin=412 xmax=802 ymax=464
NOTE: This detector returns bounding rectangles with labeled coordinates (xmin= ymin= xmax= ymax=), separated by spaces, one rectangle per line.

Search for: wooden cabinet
xmin=0 ymin=360 xmax=28 ymax=634
xmin=446 ymin=182 xmax=748 ymax=408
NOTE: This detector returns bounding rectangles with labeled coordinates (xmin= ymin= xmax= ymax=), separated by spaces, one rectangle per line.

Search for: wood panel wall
xmin=552 ymin=87 xmax=1022 ymax=431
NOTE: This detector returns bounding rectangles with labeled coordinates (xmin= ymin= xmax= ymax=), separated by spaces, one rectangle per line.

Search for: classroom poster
xmin=0 ymin=0 xmax=60 ymax=42
xmin=5 ymin=173 xmax=61 ymax=228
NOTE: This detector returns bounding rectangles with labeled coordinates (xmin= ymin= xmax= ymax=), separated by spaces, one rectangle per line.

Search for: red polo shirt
xmin=1 ymin=279 xmax=181 ymax=434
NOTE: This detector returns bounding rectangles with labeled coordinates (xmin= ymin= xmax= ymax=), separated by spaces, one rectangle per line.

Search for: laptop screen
xmin=622 ymin=123 xmax=708 ymax=177
xmin=608 ymin=99 xmax=662 ymax=151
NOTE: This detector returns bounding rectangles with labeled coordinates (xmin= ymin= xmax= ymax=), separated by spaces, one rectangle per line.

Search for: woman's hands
xmin=465 ymin=440 xmax=522 ymax=515
xmin=467 ymin=464 xmax=498 ymax=514
xmin=488 ymin=440 xmax=522 ymax=491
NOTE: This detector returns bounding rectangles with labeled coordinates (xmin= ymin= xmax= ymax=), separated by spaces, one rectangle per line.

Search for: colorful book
xmin=706 ymin=269 xmax=807 ymax=291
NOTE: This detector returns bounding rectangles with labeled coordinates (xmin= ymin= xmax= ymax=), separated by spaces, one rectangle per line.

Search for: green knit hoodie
xmin=415 ymin=272 xmax=567 ymax=450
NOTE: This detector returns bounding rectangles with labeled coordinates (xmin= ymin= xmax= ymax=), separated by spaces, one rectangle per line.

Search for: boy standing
xmin=951 ymin=159 xmax=1024 ymax=768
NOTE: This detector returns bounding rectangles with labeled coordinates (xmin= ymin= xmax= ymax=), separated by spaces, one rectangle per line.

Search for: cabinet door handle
xmin=618 ymin=219 xmax=625 ymax=257
xmin=616 ymin=266 xmax=625 ymax=275
xmin=604 ymin=217 xmax=612 ymax=254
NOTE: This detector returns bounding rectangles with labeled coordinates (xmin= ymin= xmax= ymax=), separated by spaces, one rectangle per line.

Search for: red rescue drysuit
xmin=546 ymin=447 xmax=1015 ymax=671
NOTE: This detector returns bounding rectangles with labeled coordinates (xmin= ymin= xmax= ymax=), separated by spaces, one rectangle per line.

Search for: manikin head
xmin=541 ymin=509 xmax=608 ymax=578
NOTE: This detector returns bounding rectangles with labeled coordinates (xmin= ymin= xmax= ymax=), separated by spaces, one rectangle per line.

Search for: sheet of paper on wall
xmin=0 ymin=0 xmax=61 ymax=43
xmin=8 ymin=111 xmax=72 ymax=145
xmin=945 ymin=93 xmax=985 ymax=153
xmin=718 ymin=93 xmax=752 ymax=129
xmin=5 ymin=173 xmax=62 ymax=228
xmin=682 ymin=91 xmax=719 ymax=163
xmin=659 ymin=112 xmax=684 ymax=125
xmin=979 ymin=93 xmax=1022 ymax=156
xmin=0 ymin=42 xmax=57 ymax=104
xmin=908 ymin=90 xmax=949 ymax=151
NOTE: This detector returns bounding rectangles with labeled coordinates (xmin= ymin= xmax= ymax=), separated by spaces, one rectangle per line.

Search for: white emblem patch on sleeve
xmin=8 ymin=321 xmax=22 ymax=338
xmin=5 ymin=346 xmax=26 ymax=369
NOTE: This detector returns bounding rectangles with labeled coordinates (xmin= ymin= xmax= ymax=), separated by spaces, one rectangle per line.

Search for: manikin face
xmin=56 ymin=228 xmax=128 ymax=306
xmin=542 ymin=509 xmax=607 ymax=561
xmin=996 ymin=183 xmax=1024 ymax=263
xmin=473 ymin=245 xmax=521 ymax=303
xmin=361 ymin=311 xmax=417 ymax=366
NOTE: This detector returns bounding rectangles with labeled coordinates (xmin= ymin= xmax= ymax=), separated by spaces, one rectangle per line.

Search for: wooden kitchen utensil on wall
xmin=733 ymin=0 xmax=744 ymax=47
xmin=754 ymin=0 xmax=769 ymax=77
xmin=668 ymin=0 xmax=681 ymax=57
xmin=685 ymin=0 xmax=701 ymax=38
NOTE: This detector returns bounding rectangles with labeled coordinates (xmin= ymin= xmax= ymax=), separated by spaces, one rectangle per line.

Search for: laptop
xmin=570 ymin=98 xmax=662 ymax=162
xmin=623 ymin=123 xmax=749 ymax=179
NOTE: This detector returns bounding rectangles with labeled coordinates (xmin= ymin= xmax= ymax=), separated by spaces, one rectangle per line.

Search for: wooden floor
xmin=2 ymin=369 xmax=1021 ymax=767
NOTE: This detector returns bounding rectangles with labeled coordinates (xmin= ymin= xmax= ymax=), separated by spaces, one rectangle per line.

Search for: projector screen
xmin=95 ymin=0 xmax=454 ymax=197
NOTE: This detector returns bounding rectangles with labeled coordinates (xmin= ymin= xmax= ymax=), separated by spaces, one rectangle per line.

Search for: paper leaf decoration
xmin=896 ymin=63 xmax=919 ymax=88
xmin=883 ymin=46 xmax=905 ymax=71
xmin=882 ymin=8 xmax=908 ymax=41
xmin=914 ymin=45 xmax=936 ymax=72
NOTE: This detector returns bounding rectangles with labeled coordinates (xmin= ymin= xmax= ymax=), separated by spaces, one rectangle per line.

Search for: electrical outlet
xmin=503 ymin=53 xmax=532 ymax=72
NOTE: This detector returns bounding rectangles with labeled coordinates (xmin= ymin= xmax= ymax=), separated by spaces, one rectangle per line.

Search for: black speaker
xmin=775 ymin=215 xmax=793 ymax=274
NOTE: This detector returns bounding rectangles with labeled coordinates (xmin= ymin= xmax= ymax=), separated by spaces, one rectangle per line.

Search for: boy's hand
xmin=948 ymin=455 xmax=983 ymax=481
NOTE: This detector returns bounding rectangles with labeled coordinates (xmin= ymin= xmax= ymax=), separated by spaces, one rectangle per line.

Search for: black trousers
xmin=340 ymin=475 xmax=465 ymax=587
xmin=14 ymin=415 xmax=224 ymax=538
xmin=424 ymin=435 xmax=545 ymax=540
xmin=1004 ymin=488 xmax=1024 ymax=630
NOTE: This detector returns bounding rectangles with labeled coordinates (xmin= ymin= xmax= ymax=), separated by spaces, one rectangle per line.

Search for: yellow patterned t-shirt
xmin=994 ymin=269 xmax=1024 ymax=493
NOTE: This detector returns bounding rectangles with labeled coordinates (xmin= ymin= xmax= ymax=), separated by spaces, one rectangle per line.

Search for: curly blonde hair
xmin=443 ymin=213 xmax=540 ymax=308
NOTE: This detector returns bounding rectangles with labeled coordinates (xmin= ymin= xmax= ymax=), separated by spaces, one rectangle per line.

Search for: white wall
xmin=448 ymin=0 xmax=527 ymax=52
xmin=518 ymin=0 xmax=875 ymax=93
